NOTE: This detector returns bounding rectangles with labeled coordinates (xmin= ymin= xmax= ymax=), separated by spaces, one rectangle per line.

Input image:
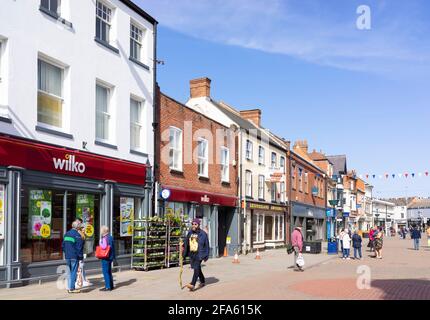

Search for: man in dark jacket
xmin=183 ymin=218 xmax=209 ymax=291
xmin=411 ymin=225 xmax=421 ymax=250
xmin=352 ymin=231 xmax=362 ymax=259
xmin=62 ymin=220 xmax=84 ymax=293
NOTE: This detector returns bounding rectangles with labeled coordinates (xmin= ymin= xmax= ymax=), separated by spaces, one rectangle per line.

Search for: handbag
xmin=286 ymin=243 xmax=294 ymax=255
xmin=95 ymin=245 xmax=111 ymax=259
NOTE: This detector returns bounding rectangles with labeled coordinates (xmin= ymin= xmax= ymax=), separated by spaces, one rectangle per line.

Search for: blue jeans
xmin=414 ymin=238 xmax=420 ymax=250
xmin=66 ymin=259 xmax=80 ymax=290
xmin=354 ymin=247 xmax=362 ymax=259
xmin=101 ymin=259 xmax=114 ymax=290
xmin=343 ymin=248 xmax=350 ymax=258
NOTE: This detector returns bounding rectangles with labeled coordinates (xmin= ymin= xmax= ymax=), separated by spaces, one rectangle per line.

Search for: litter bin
xmin=303 ymin=241 xmax=322 ymax=254
xmin=327 ymin=241 xmax=338 ymax=255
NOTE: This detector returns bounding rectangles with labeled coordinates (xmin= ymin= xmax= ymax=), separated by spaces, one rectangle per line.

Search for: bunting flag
xmin=358 ymin=170 xmax=430 ymax=179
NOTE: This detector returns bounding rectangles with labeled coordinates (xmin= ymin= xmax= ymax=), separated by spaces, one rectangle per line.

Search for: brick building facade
xmin=155 ymin=90 xmax=240 ymax=258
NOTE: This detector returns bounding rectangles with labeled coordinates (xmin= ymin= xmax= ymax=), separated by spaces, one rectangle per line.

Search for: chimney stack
xmin=294 ymin=140 xmax=309 ymax=153
xmin=190 ymin=77 xmax=211 ymax=98
xmin=240 ymin=109 xmax=262 ymax=127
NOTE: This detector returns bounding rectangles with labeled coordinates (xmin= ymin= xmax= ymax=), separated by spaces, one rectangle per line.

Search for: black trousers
xmin=190 ymin=258 xmax=205 ymax=286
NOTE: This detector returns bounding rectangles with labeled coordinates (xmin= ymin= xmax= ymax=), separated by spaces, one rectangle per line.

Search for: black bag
xmin=286 ymin=243 xmax=294 ymax=255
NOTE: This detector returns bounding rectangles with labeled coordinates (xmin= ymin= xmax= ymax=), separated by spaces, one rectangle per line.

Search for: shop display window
xmin=113 ymin=196 xmax=142 ymax=256
xmin=20 ymin=187 xmax=100 ymax=263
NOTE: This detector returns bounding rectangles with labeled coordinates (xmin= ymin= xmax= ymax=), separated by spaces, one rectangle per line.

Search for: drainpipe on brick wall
xmin=152 ymin=21 xmax=158 ymax=217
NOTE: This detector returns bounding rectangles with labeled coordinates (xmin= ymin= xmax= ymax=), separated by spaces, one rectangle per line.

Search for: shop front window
xmin=21 ymin=188 xmax=64 ymax=263
xmin=113 ymin=196 xmax=141 ymax=256
xmin=20 ymin=187 xmax=100 ymax=263
xmin=274 ymin=215 xmax=279 ymax=240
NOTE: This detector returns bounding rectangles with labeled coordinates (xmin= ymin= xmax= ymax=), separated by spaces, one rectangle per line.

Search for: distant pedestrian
xmin=342 ymin=229 xmax=351 ymax=260
xmin=291 ymin=226 xmax=304 ymax=272
xmin=62 ymin=220 xmax=84 ymax=294
xmin=338 ymin=229 xmax=345 ymax=255
xmin=426 ymin=226 xmax=430 ymax=247
xmin=374 ymin=230 xmax=383 ymax=259
xmin=183 ymin=218 xmax=210 ymax=291
xmin=352 ymin=230 xmax=362 ymax=260
xmin=411 ymin=225 xmax=421 ymax=250
xmin=368 ymin=226 xmax=377 ymax=252
xmin=98 ymin=226 xmax=116 ymax=291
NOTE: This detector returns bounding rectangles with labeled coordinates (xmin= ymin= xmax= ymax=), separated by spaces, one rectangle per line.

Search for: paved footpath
xmin=0 ymin=236 xmax=429 ymax=300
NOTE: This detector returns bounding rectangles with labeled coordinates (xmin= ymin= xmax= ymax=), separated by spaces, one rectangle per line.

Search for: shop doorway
xmin=218 ymin=207 xmax=234 ymax=257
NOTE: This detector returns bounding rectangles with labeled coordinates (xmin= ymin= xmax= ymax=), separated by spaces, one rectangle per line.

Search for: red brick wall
xmin=290 ymin=153 xmax=326 ymax=208
xmin=156 ymin=92 xmax=238 ymax=197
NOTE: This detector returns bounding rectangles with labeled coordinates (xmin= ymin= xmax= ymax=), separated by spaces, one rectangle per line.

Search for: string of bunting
xmin=351 ymin=172 xmax=430 ymax=180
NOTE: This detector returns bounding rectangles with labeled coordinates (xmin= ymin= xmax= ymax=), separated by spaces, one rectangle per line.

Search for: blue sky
xmin=138 ymin=0 xmax=430 ymax=198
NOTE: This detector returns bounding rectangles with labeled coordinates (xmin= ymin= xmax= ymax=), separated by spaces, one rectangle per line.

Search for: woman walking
xmin=76 ymin=219 xmax=92 ymax=288
xmin=98 ymin=226 xmax=116 ymax=291
xmin=374 ymin=228 xmax=383 ymax=259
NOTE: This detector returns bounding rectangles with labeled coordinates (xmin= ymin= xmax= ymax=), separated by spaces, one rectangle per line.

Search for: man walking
xmin=291 ymin=226 xmax=304 ymax=272
xmin=62 ymin=220 xmax=84 ymax=294
xmin=183 ymin=218 xmax=209 ymax=292
xmin=411 ymin=225 xmax=421 ymax=250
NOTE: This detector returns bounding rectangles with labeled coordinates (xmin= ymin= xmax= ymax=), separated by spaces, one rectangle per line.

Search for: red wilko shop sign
xmin=0 ymin=135 xmax=147 ymax=186
xmin=161 ymin=186 xmax=237 ymax=207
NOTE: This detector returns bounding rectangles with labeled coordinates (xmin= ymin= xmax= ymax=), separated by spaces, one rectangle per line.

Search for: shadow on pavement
xmin=205 ymin=277 xmax=219 ymax=285
xmin=114 ymin=279 xmax=137 ymax=289
xmin=371 ymin=279 xmax=430 ymax=300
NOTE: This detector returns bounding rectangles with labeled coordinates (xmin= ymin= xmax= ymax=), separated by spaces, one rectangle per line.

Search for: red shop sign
xmin=162 ymin=185 xmax=237 ymax=207
xmin=0 ymin=135 xmax=147 ymax=186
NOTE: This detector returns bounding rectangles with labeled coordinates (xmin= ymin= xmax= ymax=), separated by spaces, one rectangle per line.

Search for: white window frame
xmin=299 ymin=168 xmax=303 ymax=192
xmin=95 ymin=82 xmax=112 ymax=142
xmin=271 ymin=152 xmax=277 ymax=169
xmin=37 ymin=58 xmax=64 ymax=130
xmin=280 ymin=182 xmax=286 ymax=203
xmin=292 ymin=165 xmax=296 ymax=190
xmin=197 ymin=138 xmax=209 ymax=177
xmin=258 ymin=146 xmax=265 ymax=166
xmin=280 ymin=156 xmax=285 ymax=172
xmin=130 ymin=97 xmax=144 ymax=151
xmin=221 ymin=147 xmax=230 ymax=183
xmin=169 ymin=126 xmax=183 ymax=171
xmin=256 ymin=214 xmax=264 ymax=242
xmin=258 ymin=175 xmax=265 ymax=200
xmin=271 ymin=182 xmax=277 ymax=202
xmin=304 ymin=172 xmax=309 ymax=194
xmin=130 ymin=21 xmax=144 ymax=61
xmin=245 ymin=170 xmax=252 ymax=198
xmin=96 ymin=1 xmax=112 ymax=43
xmin=246 ymin=140 xmax=253 ymax=161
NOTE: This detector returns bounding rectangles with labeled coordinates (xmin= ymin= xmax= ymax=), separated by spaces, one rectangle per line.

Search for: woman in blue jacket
xmin=183 ymin=218 xmax=209 ymax=292
xmin=99 ymin=226 xmax=116 ymax=291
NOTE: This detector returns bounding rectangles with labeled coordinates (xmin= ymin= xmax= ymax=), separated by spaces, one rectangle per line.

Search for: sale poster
xmin=120 ymin=197 xmax=134 ymax=237
xmin=76 ymin=194 xmax=95 ymax=238
xmin=28 ymin=190 xmax=52 ymax=239
xmin=0 ymin=185 xmax=5 ymax=240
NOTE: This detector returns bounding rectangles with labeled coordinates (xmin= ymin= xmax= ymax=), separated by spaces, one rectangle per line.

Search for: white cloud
xmin=139 ymin=0 xmax=430 ymax=75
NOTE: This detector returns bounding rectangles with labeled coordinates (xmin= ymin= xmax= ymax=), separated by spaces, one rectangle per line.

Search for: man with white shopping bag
xmin=291 ymin=225 xmax=304 ymax=272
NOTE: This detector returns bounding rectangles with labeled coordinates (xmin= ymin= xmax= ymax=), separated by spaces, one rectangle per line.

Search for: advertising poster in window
xmin=28 ymin=190 xmax=52 ymax=239
xmin=76 ymin=194 xmax=95 ymax=238
xmin=0 ymin=185 xmax=5 ymax=240
xmin=120 ymin=197 xmax=134 ymax=237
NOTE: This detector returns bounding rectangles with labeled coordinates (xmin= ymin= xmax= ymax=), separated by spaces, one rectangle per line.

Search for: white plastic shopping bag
xmin=296 ymin=254 xmax=305 ymax=267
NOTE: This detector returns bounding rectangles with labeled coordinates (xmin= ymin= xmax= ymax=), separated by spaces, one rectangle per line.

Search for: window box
xmin=198 ymin=175 xmax=210 ymax=181
xmin=0 ymin=116 xmax=11 ymax=124
xmin=221 ymin=181 xmax=230 ymax=186
xmin=130 ymin=149 xmax=148 ymax=157
xmin=170 ymin=169 xmax=184 ymax=175
xmin=39 ymin=6 xmax=73 ymax=28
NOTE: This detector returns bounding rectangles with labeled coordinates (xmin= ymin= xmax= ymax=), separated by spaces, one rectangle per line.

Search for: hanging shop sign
xmin=76 ymin=194 xmax=95 ymax=238
xmin=28 ymin=190 xmax=52 ymax=239
xmin=0 ymin=185 xmax=4 ymax=239
xmin=0 ymin=135 xmax=147 ymax=186
xmin=161 ymin=189 xmax=171 ymax=200
xmin=120 ymin=197 xmax=134 ymax=237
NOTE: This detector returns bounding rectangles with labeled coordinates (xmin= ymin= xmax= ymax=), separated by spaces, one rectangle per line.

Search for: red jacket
xmin=291 ymin=229 xmax=304 ymax=252
xmin=369 ymin=229 xmax=375 ymax=241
